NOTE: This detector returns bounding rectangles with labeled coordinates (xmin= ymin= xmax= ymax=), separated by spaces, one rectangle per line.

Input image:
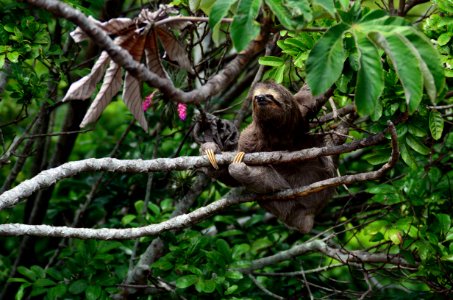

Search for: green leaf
xmin=400 ymin=142 xmax=417 ymax=169
xmin=306 ymin=23 xmax=349 ymax=95
xmin=368 ymin=32 xmax=423 ymax=114
xmin=405 ymin=32 xmax=445 ymax=102
xmin=209 ymin=0 xmax=237 ymax=28
xmin=34 ymin=278 xmax=55 ymax=287
xmin=231 ymin=0 xmax=261 ymax=51
xmin=121 ymin=214 xmax=136 ymax=225
xmin=362 ymin=150 xmax=391 ymax=165
xmin=403 ymin=34 xmax=444 ymax=103
xmin=216 ymin=239 xmax=232 ymax=262
xmin=200 ymin=279 xmax=216 ymax=293
xmin=406 ymin=135 xmax=430 ymax=155
xmin=225 ymin=284 xmax=239 ymax=295
xmin=273 ymin=64 xmax=286 ymax=83
xmin=429 ymin=110 xmax=444 ymax=140
xmin=134 ymin=200 xmax=144 ymax=214
xmin=48 ymin=285 xmax=67 ymax=298
xmin=175 ymin=275 xmax=198 ymax=289
xmin=226 ymin=270 xmax=244 ymax=280
xmin=148 ymin=202 xmax=161 ymax=215
xmin=17 ymin=267 xmax=37 ymax=281
xmin=265 ymin=0 xmax=296 ymax=30
xmin=436 ymin=213 xmax=451 ymax=235
xmin=258 ymin=56 xmax=284 ymax=67
xmin=7 ymin=51 xmax=20 ymax=63
xmin=313 ymin=0 xmax=336 ymax=17
xmin=152 ymin=259 xmax=173 ymax=271
xmin=284 ymin=0 xmax=312 ymax=22
xmin=388 ymin=229 xmax=402 ymax=245
xmin=0 ymin=54 xmax=5 ymax=69
xmin=69 ymin=279 xmax=88 ymax=294
xmin=86 ymin=285 xmax=102 ymax=300
xmin=408 ymin=123 xmax=427 ymax=137
xmin=15 ymin=284 xmax=26 ymax=300
xmin=353 ymin=34 xmax=384 ymax=116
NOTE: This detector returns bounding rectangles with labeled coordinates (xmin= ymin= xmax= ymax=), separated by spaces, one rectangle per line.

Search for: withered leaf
xmin=122 ymin=34 xmax=148 ymax=131
xmin=62 ymin=51 xmax=110 ymax=101
xmin=80 ymin=61 xmax=123 ymax=128
xmin=145 ymin=31 xmax=169 ymax=79
xmin=156 ymin=27 xmax=193 ymax=73
xmin=70 ymin=16 xmax=134 ymax=42
xmin=66 ymin=7 xmax=193 ymax=131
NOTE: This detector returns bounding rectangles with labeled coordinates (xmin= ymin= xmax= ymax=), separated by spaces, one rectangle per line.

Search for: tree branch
xmin=26 ymin=0 xmax=267 ymax=104
xmin=0 ymin=124 xmax=393 ymax=210
xmin=0 ymin=122 xmax=398 ymax=239
xmin=239 ymin=239 xmax=415 ymax=273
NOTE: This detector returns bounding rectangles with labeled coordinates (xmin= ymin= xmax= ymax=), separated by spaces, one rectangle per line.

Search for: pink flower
xmin=142 ymin=93 xmax=154 ymax=111
xmin=177 ymin=103 xmax=187 ymax=121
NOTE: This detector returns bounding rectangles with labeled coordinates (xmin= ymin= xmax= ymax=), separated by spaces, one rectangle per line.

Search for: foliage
xmin=0 ymin=0 xmax=452 ymax=299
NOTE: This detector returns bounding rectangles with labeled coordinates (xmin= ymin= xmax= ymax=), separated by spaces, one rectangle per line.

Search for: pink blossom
xmin=177 ymin=103 xmax=187 ymax=121
xmin=142 ymin=93 xmax=154 ymax=111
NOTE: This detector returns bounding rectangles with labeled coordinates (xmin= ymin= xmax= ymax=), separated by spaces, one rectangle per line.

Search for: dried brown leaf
xmin=156 ymin=27 xmax=193 ymax=73
xmin=122 ymin=34 xmax=148 ymax=131
xmin=80 ymin=61 xmax=123 ymax=128
xmin=123 ymin=72 xmax=148 ymax=131
xmin=70 ymin=16 xmax=134 ymax=42
xmin=145 ymin=31 xmax=169 ymax=79
xmin=63 ymin=31 xmax=137 ymax=102
xmin=62 ymin=52 xmax=110 ymax=101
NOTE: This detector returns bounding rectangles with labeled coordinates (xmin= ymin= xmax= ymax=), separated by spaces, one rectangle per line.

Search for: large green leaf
xmin=231 ymin=0 xmax=261 ymax=51
xmin=369 ymin=32 xmax=423 ymax=114
xmin=313 ymin=0 xmax=336 ymax=17
xmin=265 ymin=0 xmax=296 ymax=30
xmin=354 ymin=34 xmax=384 ymax=116
xmin=404 ymin=31 xmax=445 ymax=102
xmin=306 ymin=23 xmax=349 ymax=95
xmin=209 ymin=0 xmax=237 ymax=28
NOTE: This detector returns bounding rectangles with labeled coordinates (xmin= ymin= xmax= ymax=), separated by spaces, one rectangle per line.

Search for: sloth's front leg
xmin=228 ymin=152 xmax=290 ymax=194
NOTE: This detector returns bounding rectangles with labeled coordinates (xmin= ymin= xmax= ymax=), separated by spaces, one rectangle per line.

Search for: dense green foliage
xmin=0 ymin=0 xmax=452 ymax=299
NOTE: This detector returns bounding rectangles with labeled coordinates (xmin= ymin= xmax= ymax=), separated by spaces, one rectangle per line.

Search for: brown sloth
xmin=197 ymin=81 xmax=336 ymax=233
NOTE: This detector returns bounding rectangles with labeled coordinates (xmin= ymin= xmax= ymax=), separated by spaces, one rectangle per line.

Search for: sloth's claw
xmin=232 ymin=151 xmax=245 ymax=163
xmin=205 ymin=149 xmax=219 ymax=169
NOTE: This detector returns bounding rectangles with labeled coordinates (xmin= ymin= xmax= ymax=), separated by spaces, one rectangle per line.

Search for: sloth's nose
xmin=255 ymin=95 xmax=267 ymax=105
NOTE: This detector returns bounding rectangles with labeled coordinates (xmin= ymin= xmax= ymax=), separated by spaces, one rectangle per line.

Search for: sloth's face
xmin=252 ymin=84 xmax=293 ymax=124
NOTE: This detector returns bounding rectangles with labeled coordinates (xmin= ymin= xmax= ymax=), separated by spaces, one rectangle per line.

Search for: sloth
xmin=197 ymin=81 xmax=336 ymax=233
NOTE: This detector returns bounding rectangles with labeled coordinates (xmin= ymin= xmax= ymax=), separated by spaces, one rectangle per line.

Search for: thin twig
xmin=248 ymin=274 xmax=285 ymax=300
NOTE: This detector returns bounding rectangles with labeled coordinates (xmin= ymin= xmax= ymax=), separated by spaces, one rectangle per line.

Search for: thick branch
xmin=0 ymin=128 xmax=391 ymax=210
xmin=26 ymin=0 xmax=267 ymax=103
xmin=0 ymin=123 xmax=398 ymax=239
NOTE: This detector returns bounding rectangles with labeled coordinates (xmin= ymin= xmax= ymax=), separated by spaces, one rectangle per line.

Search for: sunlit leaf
xmin=231 ymin=0 xmax=261 ymax=51
xmin=265 ymin=0 xmax=296 ymax=30
xmin=258 ymin=56 xmax=285 ymax=67
xmin=209 ymin=0 xmax=237 ymax=28
xmin=404 ymin=31 xmax=445 ymax=102
xmin=353 ymin=34 xmax=384 ymax=116
xmin=306 ymin=23 xmax=349 ymax=95
xmin=369 ymin=32 xmax=423 ymax=113
xmin=313 ymin=0 xmax=336 ymax=17
xmin=406 ymin=135 xmax=430 ymax=155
